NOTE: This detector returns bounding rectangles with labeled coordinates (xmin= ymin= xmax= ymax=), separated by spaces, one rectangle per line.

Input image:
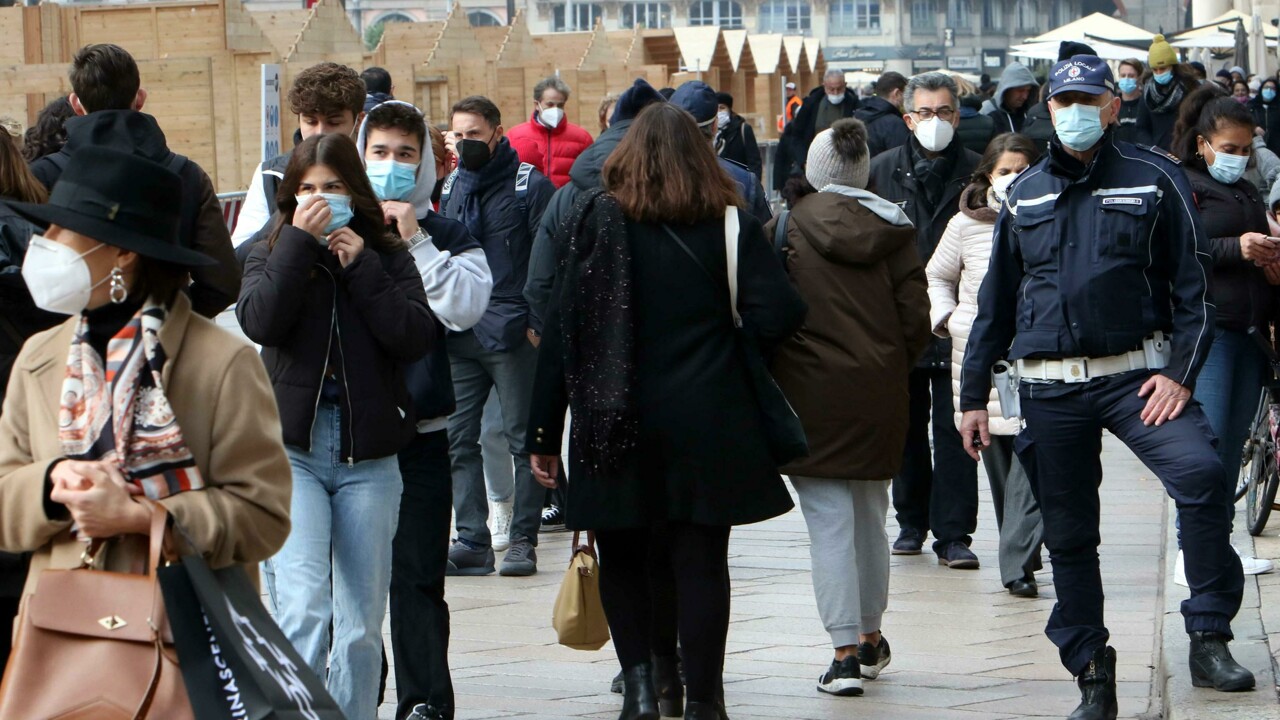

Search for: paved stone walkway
xmin=375 ymin=433 xmax=1169 ymax=720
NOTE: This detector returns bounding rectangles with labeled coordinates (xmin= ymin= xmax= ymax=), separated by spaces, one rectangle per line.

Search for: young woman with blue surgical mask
xmin=1136 ymin=49 xmax=1199 ymax=150
xmin=1170 ymin=85 xmax=1278 ymax=582
xmin=1251 ymin=78 xmax=1280 ymax=156
xmin=1115 ymin=59 xmax=1144 ymax=144
xmin=237 ymin=131 xmax=437 ymax=720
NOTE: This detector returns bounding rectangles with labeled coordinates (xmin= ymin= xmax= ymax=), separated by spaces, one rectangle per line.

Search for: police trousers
xmin=1017 ymin=371 xmax=1243 ymax=676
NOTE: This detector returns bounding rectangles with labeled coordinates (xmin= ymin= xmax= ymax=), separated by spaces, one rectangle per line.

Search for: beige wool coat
xmin=926 ymin=185 xmax=1022 ymax=436
xmin=0 ymin=292 xmax=292 ymax=597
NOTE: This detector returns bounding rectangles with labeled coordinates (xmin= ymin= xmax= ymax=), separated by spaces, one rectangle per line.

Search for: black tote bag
xmin=159 ymin=555 xmax=346 ymax=720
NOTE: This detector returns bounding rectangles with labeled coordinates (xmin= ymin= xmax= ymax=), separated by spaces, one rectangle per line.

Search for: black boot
xmin=1189 ymin=631 xmax=1255 ymax=692
xmin=1067 ymin=646 xmax=1117 ymax=720
xmin=684 ymin=701 xmax=726 ymax=720
xmin=619 ymin=664 xmax=660 ymax=720
xmin=652 ymin=654 xmax=684 ymax=717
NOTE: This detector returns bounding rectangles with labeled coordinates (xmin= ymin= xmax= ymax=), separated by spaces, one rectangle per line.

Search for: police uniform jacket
xmin=959 ymin=131 xmax=1214 ymax=411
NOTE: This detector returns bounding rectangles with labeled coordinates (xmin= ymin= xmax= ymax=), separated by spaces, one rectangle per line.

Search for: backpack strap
xmin=515 ymin=162 xmax=534 ymax=215
xmin=439 ymin=168 xmax=459 ymax=210
xmin=773 ymin=209 xmax=791 ymax=260
xmin=164 ymin=152 xmax=187 ymax=176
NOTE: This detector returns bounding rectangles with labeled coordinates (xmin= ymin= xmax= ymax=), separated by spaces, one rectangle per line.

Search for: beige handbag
xmin=552 ymin=531 xmax=611 ymax=651
xmin=0 ymin=506 xmax=193 ymax=720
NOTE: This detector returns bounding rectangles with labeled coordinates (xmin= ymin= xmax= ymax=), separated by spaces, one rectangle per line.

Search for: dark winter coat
xmin=29 ymin=111 xmax=239 ymax=319
xmin=1115 ymin=97 xmax=1142 ymax=144
xmin=1186 ymin=167 xmax=1276 ymax=333
xmin=1135 ymin=79 xmax=1197 ymax=151
xmin=775 ymin=86 xmax=860 ymax=189
xmin=1251 ymin=95 xmax=1280 ymax=157
xmin=1020 ymin=102 xmax=1055 ymax=153
xmin=957 ymin=105 xmax=995 ymax=156
xmin=237 ymin=225 xmax=436 ymax=462
xmin=854 ymin=96 xmax=911 ymax=158
xmin=715 ymin=112 xmax=763 ymax=179
xmin=527 ymin=209 xmax=806 ymax=529
xmin=867 ymin=137 xmax=981 ymax=370
xmin=0 ymin=205 xmax=60 ymax=409
xmin=767 ymin=192 xmax=931 ymax=480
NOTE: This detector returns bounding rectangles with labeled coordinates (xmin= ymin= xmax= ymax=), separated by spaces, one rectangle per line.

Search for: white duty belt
xmin=1015 ymin=332 xmax=1170 ymax=384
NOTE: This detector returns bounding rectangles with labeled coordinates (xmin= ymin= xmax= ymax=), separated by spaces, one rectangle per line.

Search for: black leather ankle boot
xmin=619 ymin=664 xmax=660 ymax=720
xmin=1189 ymin=631 xmax=1255 ymax=692
xmin=684 ymin=701 xmax=725 ymax=720
xmin=652 ymin=654 xmax=684 ymax=717
xmin=1067 ymin=646 xmax=1118 ymax=720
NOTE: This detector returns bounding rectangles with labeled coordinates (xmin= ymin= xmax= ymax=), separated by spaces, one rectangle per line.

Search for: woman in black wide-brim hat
xmin=0 ymin=147 xmax=293 ymax=689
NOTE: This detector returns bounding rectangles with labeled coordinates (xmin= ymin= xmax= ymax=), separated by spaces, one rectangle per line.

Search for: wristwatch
xmin=407 ymin=228 xmax=429 ymax=249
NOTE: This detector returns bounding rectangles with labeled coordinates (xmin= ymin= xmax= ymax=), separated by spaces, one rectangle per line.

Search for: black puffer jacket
xmin=775 ymin=86 xmax=860 ymax=189
xmin=868 ymin=137 xmax=980 ymax=370
xmin=1251 ymin=96 xmax=1280 ymax=157
xmin=237 ymin=224 xmax=436 ymax=462
xmin=854 ymin=96 xmax=911 ymax=157
xmin=1186 ymin=167 xmax=1277 ymax=333
xmin=715 ymin=112 xmax=763 ymax=179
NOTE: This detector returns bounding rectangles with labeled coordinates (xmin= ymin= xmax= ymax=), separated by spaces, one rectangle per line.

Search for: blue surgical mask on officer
xmin=1203 ymin=139 xmax=1250 ymax=185
xmin=367 ymin=160 xmax=419 ymax=201
xmin=1117 ymin=77 xmax=1139 ymax=95
xmin=1153 ymin=69 xmax=1174 ymax=85
xmin=1052 ymin=102 xmax=1106 ymax=152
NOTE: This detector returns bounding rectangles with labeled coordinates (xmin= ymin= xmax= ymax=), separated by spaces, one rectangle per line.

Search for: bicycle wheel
xmin=1237 ymin=392 xmax=1270 ymax=502
xmin=1246 ymin=418 xmax=1279 ymax=536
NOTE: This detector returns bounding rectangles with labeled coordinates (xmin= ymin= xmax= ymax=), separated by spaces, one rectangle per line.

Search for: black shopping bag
xmin=159 ymin=555 xmax=345 ymax=720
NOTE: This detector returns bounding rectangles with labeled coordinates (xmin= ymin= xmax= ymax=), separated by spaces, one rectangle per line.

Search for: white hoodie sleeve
xmin=231 ymin=164 xmax=269 ymax=248
xmin=410 ymin=240 xmax=493 ymax=332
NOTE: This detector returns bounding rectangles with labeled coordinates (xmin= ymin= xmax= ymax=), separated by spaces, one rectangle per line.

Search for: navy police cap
xmin=1047 ymin=55 xmax=1116 ymax=101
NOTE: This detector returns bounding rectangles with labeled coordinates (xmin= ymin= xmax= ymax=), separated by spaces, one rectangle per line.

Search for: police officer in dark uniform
xmin=960 ymin=55 xmax=1253 ymax=720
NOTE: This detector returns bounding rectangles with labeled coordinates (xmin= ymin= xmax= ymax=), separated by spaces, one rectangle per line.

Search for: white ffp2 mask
xmin=21 ymin=236 xmax=108 ymax=316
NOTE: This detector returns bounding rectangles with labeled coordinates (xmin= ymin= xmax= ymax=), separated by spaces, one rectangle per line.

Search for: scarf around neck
xmin=554 ymin=189 xmax=637 ymax=475
xmin=1144 ymin=79 xmax=1185 ymax=115
xmin=59 ymin=302 xmax=205 ymax=500
xmin=451 ymin=139 xmax=521 ymax=238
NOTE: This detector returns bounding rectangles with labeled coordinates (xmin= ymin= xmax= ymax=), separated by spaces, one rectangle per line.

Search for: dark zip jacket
xmin=854 ymin=96 xmax=912 ymax=157
xmin=1186 ymin=166 xmax=1275 ymax=333
xmin=961 ymin=132 xmax=1213 ymax=409
xmin=237 ymin=224 xmax=436 ymax=462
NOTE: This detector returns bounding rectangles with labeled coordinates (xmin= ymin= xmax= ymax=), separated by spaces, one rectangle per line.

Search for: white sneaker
xmin=1233 ymin=545 xmax=1275 ymax=575
xmin=491 ymin=500 xmax=513 ymax=552
xmin=1175 ymin=549 xmax=1188 ymax=587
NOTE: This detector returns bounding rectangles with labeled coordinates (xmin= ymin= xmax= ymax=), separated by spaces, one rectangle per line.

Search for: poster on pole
xmin=261 ymin=64 xmax=282 ymax=163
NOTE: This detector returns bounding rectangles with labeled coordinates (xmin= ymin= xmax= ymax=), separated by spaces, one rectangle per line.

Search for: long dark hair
xmin=0 ymin=131 xmax=47 ymax=204
xmin=21 ymin=96 xmax=73 ymax=163
xmin=1171 ymin=84 xmax=1255 ymax=173
xmin=267 ymin=133 xmax=403 ymax=252
xmin=604 ymin=102 xmax=741 ymax=225
xmin=970 ymin=133 xmax=1041 ymax=205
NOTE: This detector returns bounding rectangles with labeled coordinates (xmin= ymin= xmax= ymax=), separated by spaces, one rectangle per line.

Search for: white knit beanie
xmin=806 ymin=118 xmax=870 ymax=190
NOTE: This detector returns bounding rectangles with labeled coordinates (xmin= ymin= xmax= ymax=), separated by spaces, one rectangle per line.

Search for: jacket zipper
xmin=317 ymin=265 xmax=356 ymax=467
xmin=307 ymin=277 xmax=337 ymax=447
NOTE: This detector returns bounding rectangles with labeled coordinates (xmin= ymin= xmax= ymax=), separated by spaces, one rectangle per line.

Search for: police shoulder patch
xmin=1136 ymin=144 xmax=1182 ymax=165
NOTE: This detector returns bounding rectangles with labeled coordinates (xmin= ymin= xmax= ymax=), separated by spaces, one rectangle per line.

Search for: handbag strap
xmin=660 ymin=209 xmax=741 ymax=329
xmin=134 ymin=504 xmax=172 ymax=720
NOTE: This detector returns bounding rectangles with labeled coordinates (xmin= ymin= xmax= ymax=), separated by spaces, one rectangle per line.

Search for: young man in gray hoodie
xmin=982 ymin=62 xmax=1039 ymax=135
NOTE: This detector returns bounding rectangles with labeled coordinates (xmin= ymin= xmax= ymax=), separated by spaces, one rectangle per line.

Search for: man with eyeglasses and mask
xmin=867 ymin=72 xmax=983 ymax=570
xmin=439 ymin=95 xmax=556 ymax=578
xmin=961 ymin=55 xmax=1253 ymax=719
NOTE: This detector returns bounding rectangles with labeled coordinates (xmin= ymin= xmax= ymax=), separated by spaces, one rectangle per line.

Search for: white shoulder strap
xmin=724 ymin=208 xmax=741 ymax=328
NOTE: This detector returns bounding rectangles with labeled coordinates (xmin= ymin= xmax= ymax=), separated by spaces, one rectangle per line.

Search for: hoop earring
xmin=109 ymin=267 xmax=128 ymax=305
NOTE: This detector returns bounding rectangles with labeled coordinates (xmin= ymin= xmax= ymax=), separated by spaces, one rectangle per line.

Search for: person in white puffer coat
xmin=926 ymin=132 xmax=1045 ymax=599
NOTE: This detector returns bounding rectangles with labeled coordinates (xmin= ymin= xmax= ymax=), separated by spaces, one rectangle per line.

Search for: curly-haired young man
xmin=232 ymin=62 xmax=366 ymax=249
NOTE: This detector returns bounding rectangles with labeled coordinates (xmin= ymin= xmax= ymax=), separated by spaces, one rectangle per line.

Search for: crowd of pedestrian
xmin=0 ymin=31 xmax=1275 ymax=720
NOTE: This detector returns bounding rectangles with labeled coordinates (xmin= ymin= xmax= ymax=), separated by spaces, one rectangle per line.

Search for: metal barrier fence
xmin=217 ymin=191 xmax=247 ymax=235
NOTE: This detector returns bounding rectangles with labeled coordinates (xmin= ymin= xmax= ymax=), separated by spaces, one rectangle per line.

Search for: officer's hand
xmin=1138 ymin=373 xmax=1191 ymax=427
xmin=1240 ymin=233 xmax=1279 ymax=265
xmin=960 ymin=410 xmax=990 ymax=462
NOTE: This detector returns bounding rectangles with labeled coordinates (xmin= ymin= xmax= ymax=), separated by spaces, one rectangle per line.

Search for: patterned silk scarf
xmin=58 ymin=303 xmax=205 ymax=499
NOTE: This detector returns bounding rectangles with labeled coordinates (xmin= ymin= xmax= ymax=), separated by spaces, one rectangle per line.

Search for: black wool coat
xmin=528 ymin=209 xmax=806 ymax=530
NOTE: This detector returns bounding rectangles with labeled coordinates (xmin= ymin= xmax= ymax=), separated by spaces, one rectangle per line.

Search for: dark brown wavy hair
xmin=267 ymin=133 xmax=403 ymax=252
xmin=0 ymin=131 xmax=47 ymax=204
xmin=603 ymin=102 xmax=742 ymax=225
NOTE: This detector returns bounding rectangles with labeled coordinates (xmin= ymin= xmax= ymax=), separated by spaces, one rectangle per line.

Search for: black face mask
xmin=457 ymin=137 xmax=494 ymax=171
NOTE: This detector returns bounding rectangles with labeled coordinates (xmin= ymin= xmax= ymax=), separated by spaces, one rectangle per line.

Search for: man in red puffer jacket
xmin=506 ymin=76 xmax=594 ymax=188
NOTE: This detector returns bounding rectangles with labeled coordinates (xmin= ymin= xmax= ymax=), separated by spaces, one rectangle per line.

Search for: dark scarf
xmin=1144 ymin=78 xmax=1186 ymax=115
xmin=554 ymin=189 xmax=637 ymax=474
xmin=451 ymin=139 xmax=520 ymax=239
xmin=910 ymin=138 xmax=956 ymax=211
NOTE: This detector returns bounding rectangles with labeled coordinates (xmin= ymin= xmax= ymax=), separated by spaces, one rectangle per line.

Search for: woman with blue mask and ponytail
xmin=237 ymin=132 xmax=437 ymax=720
xmin=1250 ymin=78 xmax=1280 ymax=157
xmin=1171 ymin=84 xmax=1278 ymax=583
xmin=1136 ymin=35 xmax=1200 ymax=150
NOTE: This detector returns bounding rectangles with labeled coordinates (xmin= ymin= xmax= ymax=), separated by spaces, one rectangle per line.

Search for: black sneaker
xmin=891 ymin=529 xmax=924 ymax=555
xmin=541 ymin=505 xmax=567 ymax=532
xmin=856 ymin=636 xmax=892 ymax=680
xmin=610 ymin=669 xmax=624 ymax=694
xmin=816 ymin=657 xmax=863 ymax=696
xmin=407 ymin=703 xmax=448 ymax=720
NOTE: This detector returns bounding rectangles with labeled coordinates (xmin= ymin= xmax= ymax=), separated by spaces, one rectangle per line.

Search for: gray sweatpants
xmin=791 ymin=477 xmax=891 ymax=650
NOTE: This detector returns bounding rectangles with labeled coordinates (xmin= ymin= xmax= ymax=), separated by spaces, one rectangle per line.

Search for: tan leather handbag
xmin=552 ymin=531 xmax=610 ymax=651
xmin=0 ymin=506 xmax=193 ymax=720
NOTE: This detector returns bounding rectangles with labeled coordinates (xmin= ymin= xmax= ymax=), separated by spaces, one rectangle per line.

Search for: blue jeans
xmin=1194 ymin=326 xmax=1268 ymax=501
xmin=447 ymin=331 xmax=541 ymax=547
xmin=268 ymin=401 xmax=403 ymax=720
